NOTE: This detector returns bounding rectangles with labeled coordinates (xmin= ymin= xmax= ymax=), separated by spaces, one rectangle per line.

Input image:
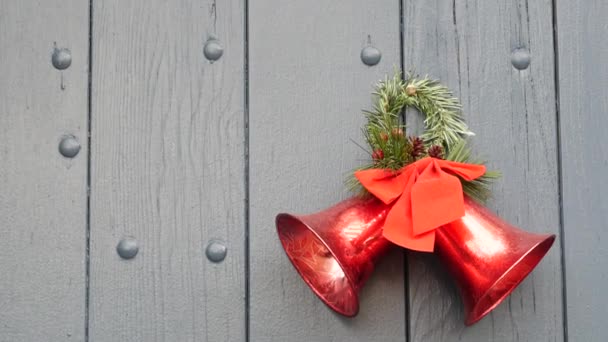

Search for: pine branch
xmin=402 ymin=76 xmax=474 ymax=149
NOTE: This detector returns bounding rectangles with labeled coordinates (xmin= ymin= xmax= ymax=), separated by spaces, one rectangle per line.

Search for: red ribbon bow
xmin=355 ymin=157 xmax=486 ymax=252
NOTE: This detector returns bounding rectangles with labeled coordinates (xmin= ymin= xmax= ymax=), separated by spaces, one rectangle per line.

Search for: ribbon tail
xmin=382 ymin=171 xmax=436 ymax=252
xmin=355 ymin=169 xmax=408 ymax=204
xmin=438 ymin=160 xmax=486 ymax=181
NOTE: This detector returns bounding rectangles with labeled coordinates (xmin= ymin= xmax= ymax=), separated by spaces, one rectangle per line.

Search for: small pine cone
xmin=372 ymin=149 xmax=384 ymax=160
xmin=427 ymin=145 xmax=444 ymax=159
xmin=405 ymin=84 xmax=417 ymax=96
xmin=391 ymin=128 xmax=404 ymax=138
xmin=379 ymin=132 xmax=389 ymax=142
xmin=409 ymin=136 xmax=425 ymax=160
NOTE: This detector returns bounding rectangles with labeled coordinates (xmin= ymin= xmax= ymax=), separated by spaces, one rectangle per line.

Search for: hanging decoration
xmin=275 ymin=72 xmax=555 ymax=325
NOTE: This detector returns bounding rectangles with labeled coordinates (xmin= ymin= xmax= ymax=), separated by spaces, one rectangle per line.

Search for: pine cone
xmin=372 ymin=149 xmax=384 ymax=160
xmin=427 ymin=145 xmax=444 ymax=159
xmin=409 ymin=136 xmax=425 ymax=160
xmin=379 ymin=132 xmax=389 ymax=142
xmin=391 ymin=128 xmax=404 ymax=138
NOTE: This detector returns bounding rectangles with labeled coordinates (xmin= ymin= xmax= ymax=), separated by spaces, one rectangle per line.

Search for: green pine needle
xmin=402 ymin=76 xmax=475 ymax=149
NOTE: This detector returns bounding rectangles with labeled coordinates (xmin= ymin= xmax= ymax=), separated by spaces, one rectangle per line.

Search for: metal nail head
xmin=117 ymin=238 xmax=139 ymax=259
xmin=511 ymin=48 xmax=531 ymax=70
xmin=58 ymin=136 xmax=80 ymax=158
xmin=361 ymin=46 xmax=381 ymax=66
xmin=52 ymin=48 xmax=72 ymax=70
xmin=203 ymin=39 xmax=223 ymax=62
xmin=206 ymin=240 xmax=227 ymax=263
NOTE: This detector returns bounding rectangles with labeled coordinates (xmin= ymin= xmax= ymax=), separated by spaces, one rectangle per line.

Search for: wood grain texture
xmin=248 ymin=2 xmax=406 ymax=341
xmin=0 ymin=1 xmax=88 ymax=341
xmin=556 ymin=1 xmax=608 ymax=340
xmin=89 ymin=1 xmax=245 ymax=341
xmin=402 ymin=1 xmax=563 ymax=340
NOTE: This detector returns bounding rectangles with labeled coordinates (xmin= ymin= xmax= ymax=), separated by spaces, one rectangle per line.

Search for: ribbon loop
xmin=355 ymin=157 xmax=485 ymax=252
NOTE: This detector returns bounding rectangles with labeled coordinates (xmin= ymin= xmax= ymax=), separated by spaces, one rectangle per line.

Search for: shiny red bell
xmin=276 ymin=196 xmax=555 ymax=325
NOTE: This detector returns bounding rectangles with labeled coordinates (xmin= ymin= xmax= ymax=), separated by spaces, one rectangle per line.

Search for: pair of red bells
xmin=276 ymin=195 xmax=555 ymax=325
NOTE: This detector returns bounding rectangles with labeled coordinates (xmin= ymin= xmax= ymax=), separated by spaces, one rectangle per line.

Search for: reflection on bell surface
xmin=276 ymin=196 xmax=555 ymax=325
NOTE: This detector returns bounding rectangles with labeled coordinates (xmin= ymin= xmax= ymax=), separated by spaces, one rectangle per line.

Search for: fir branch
xmin=401 ymin=76 xmax=474 ymax=149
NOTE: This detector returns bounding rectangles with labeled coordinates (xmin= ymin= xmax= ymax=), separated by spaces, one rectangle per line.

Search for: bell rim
xmin=465 ymin=233 xmax=556 ymax=325
xmin=275 ymin=213 xmax=360 ymax=317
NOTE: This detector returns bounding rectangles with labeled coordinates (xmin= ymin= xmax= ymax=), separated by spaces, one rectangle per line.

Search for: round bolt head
xmin=117 ymin=238 xmax=139 ymax=259
xmin=511 ymin=48 xmax=531 ymax=70
xmin=205 ymin=240 xmax=227 ymax=263
xmin=58 ymin=136 xmax=81 ymax=158
xmin=203 ymin=39 xmax=223 ymax=62
xmin=361 ymin=46 xmax=382 ymax=66
xmin=52 ymin=48 xmax=72 ymax=70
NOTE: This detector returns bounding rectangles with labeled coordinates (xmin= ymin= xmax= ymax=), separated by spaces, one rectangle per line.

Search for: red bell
xmin=276 ymin=196 xmax=555 ymax=325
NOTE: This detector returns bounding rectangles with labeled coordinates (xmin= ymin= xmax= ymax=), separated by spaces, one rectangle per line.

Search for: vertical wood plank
xmin=248 ymin=2 xmax=406 ymax=341
xmin=89 ymin=1 xmax=245 ymax=341
xmin=402 ymin=1 xmax=564 ymax=341
xmin=0 ymin=1 xmax=88 ymax=341
xmin=556 ymin=1 xmax=608 ymax=341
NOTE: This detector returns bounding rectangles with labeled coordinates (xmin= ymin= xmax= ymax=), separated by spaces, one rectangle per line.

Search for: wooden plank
xmin=555 ymin=1 xmax=608 ymax=341
xmin=248 ymin=2 xmax=406 ymax=341
xmin=402 ymin=1 xmax=563 ymax=341
xmin=88 ymin=1 xmax=245 ymax=341
xmin=0 ymin=1 xmax=88 ymax=341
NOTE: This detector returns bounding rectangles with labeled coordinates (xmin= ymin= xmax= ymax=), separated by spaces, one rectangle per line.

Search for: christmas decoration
xmin=275 ymin=72 xmax=555 ymax=325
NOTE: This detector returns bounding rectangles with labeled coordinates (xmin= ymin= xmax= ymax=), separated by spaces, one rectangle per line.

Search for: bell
xmin=276 ymin=197 xmax=392 ymax=317
xmin=276 ymin=196 xmax=555 ymax=325
xmin=436 ymin=198 xmax=556 ymax=325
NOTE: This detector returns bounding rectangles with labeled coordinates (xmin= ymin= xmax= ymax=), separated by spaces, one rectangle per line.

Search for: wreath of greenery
xmin=347 ymin=72 xmax=500 ymax=203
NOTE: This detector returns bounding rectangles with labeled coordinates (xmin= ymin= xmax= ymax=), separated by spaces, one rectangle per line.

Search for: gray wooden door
xmin=1 ymin=0 xmax=606 ymax=341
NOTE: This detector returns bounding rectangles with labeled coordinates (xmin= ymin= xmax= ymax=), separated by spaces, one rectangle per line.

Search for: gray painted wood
xmin=2 ymin=2 xmax=607 ymax=341
xmin=402 ymin=1 xmax=564 ymax=341
xmin=0 ymin=0 xmax=88 ymax=341
xmin=88 ymin=1 xmax=246 ymax=341
xmin=556 ymin=1 xmax=608 ymax=341
xmin=248 ymin=2 xmax=407 ymax=341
